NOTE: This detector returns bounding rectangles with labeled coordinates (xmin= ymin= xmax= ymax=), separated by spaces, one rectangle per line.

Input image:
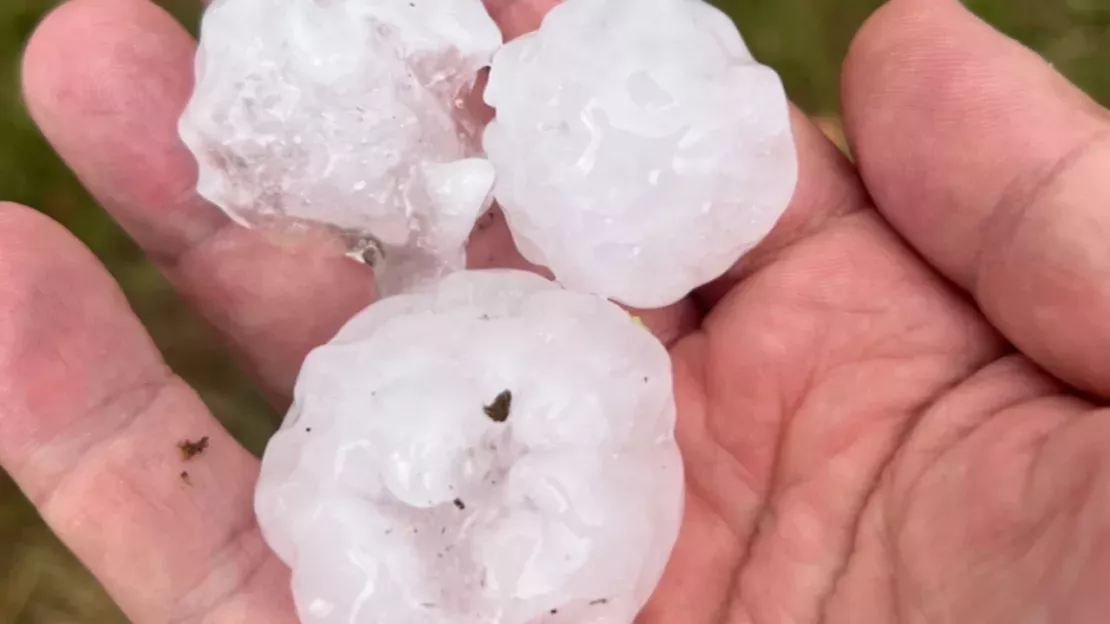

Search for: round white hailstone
xmin=180 ymin=0 xmax=502 ymax=290
xmin=483 ymin=0 xmax=798 ymax=309
xmin=256 ymin=269 xmax=684 ymax=624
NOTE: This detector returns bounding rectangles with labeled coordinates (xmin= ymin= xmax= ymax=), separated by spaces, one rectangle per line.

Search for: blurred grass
xmin=0 ymin=0 xmax=1108 ymax=620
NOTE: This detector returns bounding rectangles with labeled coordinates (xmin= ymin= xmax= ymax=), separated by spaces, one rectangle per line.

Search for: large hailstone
xmin=256 ymin=270 xmax=684 ymax=624
xmin=180 ymin=0 xmax=502 ymax=292
xmin=483 ymin=0 xmax=798 ymax=309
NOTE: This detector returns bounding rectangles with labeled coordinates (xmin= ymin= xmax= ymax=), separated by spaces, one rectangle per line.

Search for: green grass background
xmin=1 ymin=0 xmax=1108 ymax=620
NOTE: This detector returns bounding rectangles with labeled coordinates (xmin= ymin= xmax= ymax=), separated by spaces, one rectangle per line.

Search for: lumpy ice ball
xmin=483 ymin=0 xmax=798 ymax=308
xmin=256 ymin=270 xmax=684 ymax=624
xmin=180 ymin=0 xmax=502 ymax=289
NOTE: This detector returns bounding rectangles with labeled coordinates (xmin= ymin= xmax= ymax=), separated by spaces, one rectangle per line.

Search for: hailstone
xmin=256 ymin=270 xmax=684 ymax=624
xmin=179 ymin=0 xmax=502 ymax=292
xmin=483 ymin=0 xmax=798 ymax=308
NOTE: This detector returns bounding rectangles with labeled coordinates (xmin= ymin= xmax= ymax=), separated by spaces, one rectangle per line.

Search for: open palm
xmin=3 ymin=0 xmax=1108 ymax=622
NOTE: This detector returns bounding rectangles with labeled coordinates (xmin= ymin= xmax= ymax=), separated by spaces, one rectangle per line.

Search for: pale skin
xmin=3 ymin=0 xmax=1110 ymax=621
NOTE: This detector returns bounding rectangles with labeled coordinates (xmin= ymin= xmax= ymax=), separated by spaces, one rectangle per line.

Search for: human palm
xmin=3 ymin=0 xmax=1108 ymax=622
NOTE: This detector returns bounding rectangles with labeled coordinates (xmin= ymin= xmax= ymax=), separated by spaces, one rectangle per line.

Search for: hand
xmin=4 ymin=0 xmax=1108 ymax=622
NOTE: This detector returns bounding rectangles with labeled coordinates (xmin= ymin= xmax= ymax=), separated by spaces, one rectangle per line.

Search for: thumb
xmin=842 ymin=0 xmax=1110 ymax=397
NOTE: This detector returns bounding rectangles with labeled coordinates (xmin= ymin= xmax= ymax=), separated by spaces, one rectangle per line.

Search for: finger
xmin=483 ymin=0 xmax=561 ymax=40
xmin=23 ymin=0 xmax=374 ymax=399
xmin=842 ymin=0 xmax=1110 ymax=396
xmin=0 ymin=203 xmax=295 ymax=623
xmin=24 ymin=0 xmax=692 ymax=404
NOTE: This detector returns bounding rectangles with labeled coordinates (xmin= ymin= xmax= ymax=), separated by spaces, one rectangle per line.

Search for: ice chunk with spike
xmin=179 ymin=0 xmax=502 ymax=290
xmin=483 ymin=0 xmax=798 ymax=308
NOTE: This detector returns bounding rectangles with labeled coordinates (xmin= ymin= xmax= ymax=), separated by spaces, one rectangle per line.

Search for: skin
xmin=3 ymin=0 xmax=1109 ymax=621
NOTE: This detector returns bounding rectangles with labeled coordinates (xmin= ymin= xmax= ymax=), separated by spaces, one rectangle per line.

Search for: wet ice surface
xmin=484 ymin=0 xmax=798 ymax=308
xmin=179 ymin=0 xmax=501 ymax=293
xmin=256 ymin=270 xmax=684 ymax=623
